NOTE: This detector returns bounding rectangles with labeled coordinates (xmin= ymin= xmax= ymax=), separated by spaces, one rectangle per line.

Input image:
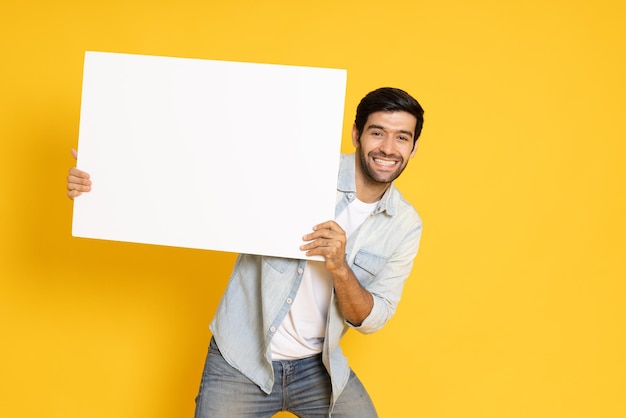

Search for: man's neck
xmin=355 ymin=172 xmax=390 ymax=203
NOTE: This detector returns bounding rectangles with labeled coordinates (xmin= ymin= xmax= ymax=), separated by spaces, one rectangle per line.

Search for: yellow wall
xmin=2 ymin=1 xmax=625 ymax=417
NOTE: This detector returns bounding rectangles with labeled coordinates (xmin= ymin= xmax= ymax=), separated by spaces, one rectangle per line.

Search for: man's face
xmin=352 ymin=110 xmax=418 ymax=185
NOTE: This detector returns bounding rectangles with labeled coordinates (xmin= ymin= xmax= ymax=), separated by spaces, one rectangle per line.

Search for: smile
xmin=373 ymin=158 xmax=398 ymax=167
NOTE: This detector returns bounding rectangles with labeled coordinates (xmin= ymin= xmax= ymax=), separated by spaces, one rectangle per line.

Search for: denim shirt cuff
xmin=346 ymin=296 xmax=385 ymax=334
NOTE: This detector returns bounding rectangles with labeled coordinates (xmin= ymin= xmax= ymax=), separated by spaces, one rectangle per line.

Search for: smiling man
xmin=67 ymin=87 xmax=425 ymax=417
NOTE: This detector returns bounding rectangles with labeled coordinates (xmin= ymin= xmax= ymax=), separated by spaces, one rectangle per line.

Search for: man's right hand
xmin=66 ymin=148 xmax=92 ymax=200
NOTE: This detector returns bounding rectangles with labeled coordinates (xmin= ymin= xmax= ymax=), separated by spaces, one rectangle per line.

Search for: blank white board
xmin=73 ymin=51 xmax=347 ymax=259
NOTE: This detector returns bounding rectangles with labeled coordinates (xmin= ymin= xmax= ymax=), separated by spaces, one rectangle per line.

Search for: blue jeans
xmin=194 ymin=338 xmax=378 ymax=418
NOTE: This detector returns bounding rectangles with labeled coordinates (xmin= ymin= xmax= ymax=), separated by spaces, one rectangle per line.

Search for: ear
xmin=351 ymin=123 xmax=360 ymax=148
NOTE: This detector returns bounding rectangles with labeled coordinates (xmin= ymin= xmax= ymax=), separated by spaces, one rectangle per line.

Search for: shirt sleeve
xmin=348 ymin=221 xmax=422 ymax=334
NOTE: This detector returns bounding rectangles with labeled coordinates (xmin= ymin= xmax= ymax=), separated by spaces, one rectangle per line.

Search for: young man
xmin=67 ymin=87 xmax=425 ymax=417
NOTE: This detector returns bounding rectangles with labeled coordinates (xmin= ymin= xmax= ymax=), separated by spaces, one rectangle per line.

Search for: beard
xmin=357 ymin=147 xmax=409 ymax=185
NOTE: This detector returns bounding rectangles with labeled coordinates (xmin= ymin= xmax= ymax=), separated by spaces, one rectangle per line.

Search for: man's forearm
xmin=331 ymin=264 xmax=374 ymax=326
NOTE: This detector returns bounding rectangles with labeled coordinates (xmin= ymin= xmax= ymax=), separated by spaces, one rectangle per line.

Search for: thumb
xmin=71 ymin=148 xmax=78 ymax=160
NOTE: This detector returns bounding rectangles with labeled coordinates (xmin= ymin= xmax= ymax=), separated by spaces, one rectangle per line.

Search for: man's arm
xmin=301 ymin=220 xmax=373 ymax=326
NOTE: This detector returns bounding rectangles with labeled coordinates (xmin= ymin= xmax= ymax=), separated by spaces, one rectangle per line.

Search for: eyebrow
xmin=366 ymin=124 xmax=414 ymax=138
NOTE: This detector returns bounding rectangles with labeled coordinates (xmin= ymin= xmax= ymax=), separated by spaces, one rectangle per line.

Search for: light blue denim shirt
xmin=210 ymin=152 xmax=422 ymax=406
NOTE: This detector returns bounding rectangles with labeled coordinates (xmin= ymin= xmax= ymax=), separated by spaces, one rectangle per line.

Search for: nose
xmin=379 ymin=135 xmax=396 ymax=155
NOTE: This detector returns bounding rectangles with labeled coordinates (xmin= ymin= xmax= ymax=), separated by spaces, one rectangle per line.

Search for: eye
xmin=398 ymin=136 xmax=409 ymax=142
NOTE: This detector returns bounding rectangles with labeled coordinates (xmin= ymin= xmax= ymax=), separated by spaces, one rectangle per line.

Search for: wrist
xmin=329 ymin=260 xmax=351 ymax=280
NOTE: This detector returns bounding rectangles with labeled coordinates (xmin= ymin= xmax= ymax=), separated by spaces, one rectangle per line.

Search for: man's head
xmin=354 ymin=87 xmax=424 ymax=147
xmin=352 ymin=88 xmax=424 ymax=188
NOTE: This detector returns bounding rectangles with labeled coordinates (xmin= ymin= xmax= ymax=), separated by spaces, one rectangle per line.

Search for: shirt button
xmin=297 ymin=268 xmax=304 ymax=274
xmin=270 ymin=326 xmax=276 ymax=333
xmin=287 ymin=298 xmax=293 ymax=304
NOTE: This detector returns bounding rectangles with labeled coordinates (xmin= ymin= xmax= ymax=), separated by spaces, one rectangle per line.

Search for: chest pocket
xmin=352 ymin=250 xmax=388 ymax=286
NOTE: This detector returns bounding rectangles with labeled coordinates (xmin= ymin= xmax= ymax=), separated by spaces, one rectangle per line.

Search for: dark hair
xmin=354 ymin=87 xmax=425 ymax=144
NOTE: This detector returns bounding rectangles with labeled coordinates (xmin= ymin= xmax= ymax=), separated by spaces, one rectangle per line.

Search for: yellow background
xmin=1 ymin=1 xmax=625 ymax=417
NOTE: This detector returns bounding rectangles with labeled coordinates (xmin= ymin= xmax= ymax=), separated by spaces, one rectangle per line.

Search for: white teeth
xmin=374 ymin=158 xmax=397 ymax=166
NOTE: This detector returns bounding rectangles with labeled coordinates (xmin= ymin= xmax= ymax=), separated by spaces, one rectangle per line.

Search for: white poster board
xmin=72 ymin=51 xmax=347 ymax=259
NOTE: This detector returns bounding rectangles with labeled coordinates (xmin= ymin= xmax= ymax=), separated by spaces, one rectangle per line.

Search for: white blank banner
xmin=73 ymin=51 xmax=347 ymax=259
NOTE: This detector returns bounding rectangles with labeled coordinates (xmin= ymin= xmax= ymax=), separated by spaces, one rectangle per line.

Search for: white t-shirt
xmin=271 ymin=197 xmax=378 ymax=359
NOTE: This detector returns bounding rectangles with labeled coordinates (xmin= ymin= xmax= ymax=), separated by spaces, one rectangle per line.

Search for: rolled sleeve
xmin=348 ymin=223 xmax=422 ymax=334
xmin=348 ymin=294 xmax=387 ymax=333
